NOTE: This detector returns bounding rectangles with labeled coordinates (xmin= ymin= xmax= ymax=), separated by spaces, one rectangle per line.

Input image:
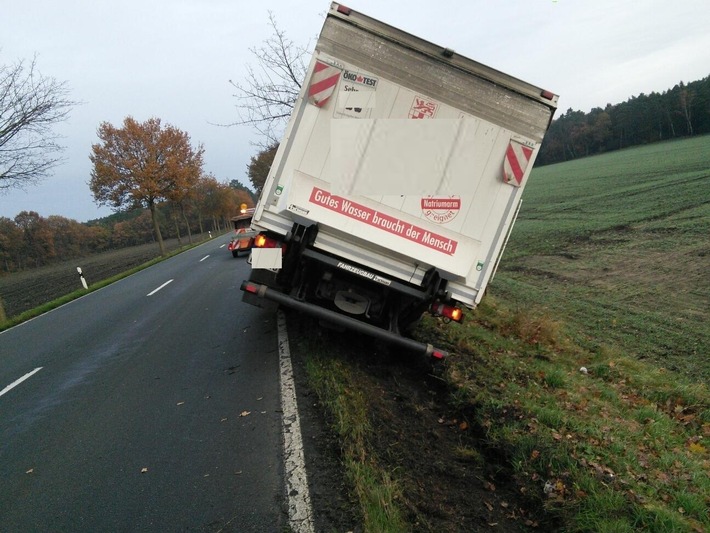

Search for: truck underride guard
xmin=241 ymin=279 xmax=448 ymax=359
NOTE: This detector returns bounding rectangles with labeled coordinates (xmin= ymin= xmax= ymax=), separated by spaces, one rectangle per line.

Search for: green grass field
xmin=493 ymin=135 xmax=710 ymax=379
xmin=413 ymin=136 xmax=710 ymax=531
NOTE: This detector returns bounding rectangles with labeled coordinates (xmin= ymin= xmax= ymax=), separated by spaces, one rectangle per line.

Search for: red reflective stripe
xmin=504 ymin=142 xmax=534 ymax=186
xmin=313 ymin=61 xmax=329 ymax=73
xmin=308 ymin=73 xmax=340 ymax=99
xmin=308 ymin=61 xmax=341 ymax=107
xmin=506 ymin=144 xmax=524 ymax=183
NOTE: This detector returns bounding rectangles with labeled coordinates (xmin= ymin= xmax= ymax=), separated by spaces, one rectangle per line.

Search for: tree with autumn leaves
xmin=1 ymin=116 xmax=251 ymax=273
xmin=89 ymin=117 xmax=204 ymax=255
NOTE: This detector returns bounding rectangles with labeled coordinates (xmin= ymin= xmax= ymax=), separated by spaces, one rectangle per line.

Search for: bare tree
xmin=0 ymin=56 xmax=76 ymax=192
xmin=229 ymin=13 xmax=310 ymax=144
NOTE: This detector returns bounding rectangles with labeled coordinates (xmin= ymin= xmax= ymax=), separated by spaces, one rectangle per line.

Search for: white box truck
xmin=241 ymin=2 xmax=558 ymax=358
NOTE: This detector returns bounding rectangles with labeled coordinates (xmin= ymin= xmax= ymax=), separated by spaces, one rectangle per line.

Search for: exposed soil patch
xmin=286 ymin=313 xmax=551 ymax=532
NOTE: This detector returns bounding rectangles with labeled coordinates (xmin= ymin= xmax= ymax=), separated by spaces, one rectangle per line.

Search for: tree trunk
xmin=181 ymin=205 xmax=193 ymax=244
xmin=679 ymin=89 xmax=694 ymax=136
xmin=149 ymin=201 xmax=166 ymax=256
xmin=173 ymin=214 xmax=183 ymax=246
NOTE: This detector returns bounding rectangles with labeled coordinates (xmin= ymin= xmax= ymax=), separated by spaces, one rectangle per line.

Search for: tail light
xmin=242 ymin=281 xmax=259 ymax=294
xmin=431 ymin=349 xmax=448 ymax=360
xmin=254 ymin=233 xmax=283 ymax=250
xmin=430 ymin=302 xmax=464 ymax=323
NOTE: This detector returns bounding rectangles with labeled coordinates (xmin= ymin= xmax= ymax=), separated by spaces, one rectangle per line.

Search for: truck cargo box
xmin=243 ymin=2 xmax=557 ymax=356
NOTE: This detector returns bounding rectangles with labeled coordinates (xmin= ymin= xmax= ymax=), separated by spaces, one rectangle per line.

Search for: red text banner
xmin=309 ymin=187 xmax=457 ymax=255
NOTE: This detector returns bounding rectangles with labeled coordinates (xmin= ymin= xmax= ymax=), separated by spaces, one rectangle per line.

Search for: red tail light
xmin=242 ymin=281 xmax=259 ymax=294
xmin=430 ymin=302 xmax=464 ymax=323
xmin=431 ymin=349 xmax=447 ymax=360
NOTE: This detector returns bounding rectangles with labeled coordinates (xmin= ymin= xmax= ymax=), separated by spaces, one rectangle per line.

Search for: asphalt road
xmin=0 ymin=238 xmax=287 ymax=532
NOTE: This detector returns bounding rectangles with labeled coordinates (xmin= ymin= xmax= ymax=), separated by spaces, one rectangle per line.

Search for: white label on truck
xmin=341 ymin=69 xmax=379 ymax=88
xmin=336 ymin=261 xmax=392 ymax=286
xmin=308 ymin=187 xmax=458 ymax=255
xmin=337 ymin=88 xmax=376 ymax=118
xmin=288 ymin=204 xmax=310 ymax=216
xmin=336 ymin=69 xmax=378 ymax=118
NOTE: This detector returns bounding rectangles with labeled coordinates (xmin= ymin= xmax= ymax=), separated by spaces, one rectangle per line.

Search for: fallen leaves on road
xmin=239 ymin=411 xmax=251 ymax=417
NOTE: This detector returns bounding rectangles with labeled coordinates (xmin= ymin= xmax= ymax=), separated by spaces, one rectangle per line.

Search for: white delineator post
xmin=77 ymin=267 xmax=88 ymax=290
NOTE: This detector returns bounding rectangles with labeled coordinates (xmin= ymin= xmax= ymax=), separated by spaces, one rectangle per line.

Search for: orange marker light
xmin=254 ymin=234 xmax=268 ymax=248
xmin=430 ymin=302 xmax=464 ymax=323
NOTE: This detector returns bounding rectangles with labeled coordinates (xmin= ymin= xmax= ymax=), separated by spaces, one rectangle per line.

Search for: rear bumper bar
xmin=240 ymin=281 xmax=447 ymax=359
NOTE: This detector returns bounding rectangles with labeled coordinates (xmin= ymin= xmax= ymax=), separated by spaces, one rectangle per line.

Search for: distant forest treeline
xmin=0 ymin=179 xmax=255 ymax=273
xmin=537 ymin=76 xmax=710 ymax=165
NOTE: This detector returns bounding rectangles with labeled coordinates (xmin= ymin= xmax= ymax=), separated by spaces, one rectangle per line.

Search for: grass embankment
xmin=302 ymin=136 xmax=710 ymax=532
xmin=418 ymin=302 xmax=709 ymax=532
xmin=305 ymin=351 xmax=408 ymax=532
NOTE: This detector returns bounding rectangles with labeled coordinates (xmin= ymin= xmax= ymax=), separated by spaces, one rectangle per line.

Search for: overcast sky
xmin=2 ymin=0 xmax=708 ymax=222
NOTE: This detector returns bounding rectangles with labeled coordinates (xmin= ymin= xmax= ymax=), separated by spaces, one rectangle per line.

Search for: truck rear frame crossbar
xmin=240 ymin=280 xmax=448 ymax=360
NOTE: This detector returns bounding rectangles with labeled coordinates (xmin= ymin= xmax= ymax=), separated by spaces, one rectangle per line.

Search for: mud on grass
xmin=286 ymin=310 xmax=552 ymax=532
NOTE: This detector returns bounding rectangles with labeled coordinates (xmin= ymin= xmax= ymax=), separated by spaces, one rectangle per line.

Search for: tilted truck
xmin=241 ymin=2 xmax=558 ymax=358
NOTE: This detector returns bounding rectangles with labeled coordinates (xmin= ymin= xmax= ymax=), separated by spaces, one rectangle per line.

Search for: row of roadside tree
xmin=0 ymin=176 xmax=253 ymax=273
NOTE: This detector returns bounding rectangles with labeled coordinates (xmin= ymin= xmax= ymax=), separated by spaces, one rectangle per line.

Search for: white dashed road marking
xmin=147 ymin=279 xmax=173 ymax=296
xmin=0 ymin=367 xmax=43 ymax=398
